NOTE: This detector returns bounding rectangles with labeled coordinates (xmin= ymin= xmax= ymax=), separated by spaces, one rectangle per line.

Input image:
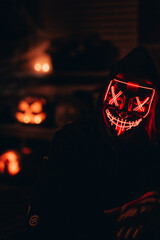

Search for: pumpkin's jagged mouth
xmin=105 ymin=109 xmax=142 ymax=135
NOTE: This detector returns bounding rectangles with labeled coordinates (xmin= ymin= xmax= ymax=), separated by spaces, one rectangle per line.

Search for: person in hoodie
xmin=27 ymin=47 xmax=160 ymax=240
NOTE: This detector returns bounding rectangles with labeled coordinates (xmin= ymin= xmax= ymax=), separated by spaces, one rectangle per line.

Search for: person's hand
xmin=115 ymin=191 xmax=160 ymax=240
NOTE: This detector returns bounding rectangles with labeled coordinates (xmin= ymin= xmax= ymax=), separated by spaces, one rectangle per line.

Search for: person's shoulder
xmin=48 ymin=120 xmax=97 ymax=165
xmin=55 ymin=119 xmax=96 ymax=140
xmin=49 ymin=119 xmax=98 ymax=158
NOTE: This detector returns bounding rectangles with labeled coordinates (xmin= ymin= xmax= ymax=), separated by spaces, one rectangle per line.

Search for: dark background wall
xmin=0 ymin=0 xmax=139 ymax=66
xmin=1 ymin=0 xmax=160 ymax=75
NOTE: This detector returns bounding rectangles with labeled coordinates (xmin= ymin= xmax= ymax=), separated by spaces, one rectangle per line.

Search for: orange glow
xmin=34 ymin=63 xmax=42 ymax=72
xmin=34 ymin=116 xmax=42 ymax=124
xmin=0 ymin=161 xmax=5 ymax=174
xmin=36 ymin=113 xmax=46 ymax=124
xmin=8 ymin=162 xmax=20 ymax=175
xmin=15 ymin=98 xmax=47 ymax=124
xmin=2 ymin=151 xmax=17 ymax=162
xmin=24 ymin=115 xmax=31 ymax=123
xmin=32 ymin=54 xmax=52 ymax=74
xmin=0 ymin=150 xmax=20 ymax=175
xmin=42 ymin=63 xmax=50 ymax=72
xmin=18 ymin=101 xmax=29 ymax=111
xmin=30 ymin=101 xmax=42 ymax=113
xmin=15 ymin=112 xmax=25 ymax=123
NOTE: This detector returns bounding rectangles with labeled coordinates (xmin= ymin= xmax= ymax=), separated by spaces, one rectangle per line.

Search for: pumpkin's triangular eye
xmin=18 ymin=101 xmax=29 ymax=111
xmin=30 ymin=101 xmax=42 ymax=113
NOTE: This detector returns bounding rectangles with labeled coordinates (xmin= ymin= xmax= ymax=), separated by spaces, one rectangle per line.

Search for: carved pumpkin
xmin=33 ymin=54 xmax=52 ymax=74
xmin=0 ymin=150 xmax=20 ymax=175
xmin=15 ymin=97 xmax=47 ymax=124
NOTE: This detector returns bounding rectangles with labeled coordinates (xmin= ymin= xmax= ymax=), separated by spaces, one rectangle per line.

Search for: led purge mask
xmin=103 ymin=78 xmax=155 ymax=136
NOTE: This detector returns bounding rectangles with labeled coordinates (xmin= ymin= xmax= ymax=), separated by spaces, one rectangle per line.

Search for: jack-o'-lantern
xmin=0 ymin=150 xmax=20 ymax=175
xmin=32 ymin=53 xmax=53 ymax=74
xmin=15 ymin=97 xmax=47 ymax=124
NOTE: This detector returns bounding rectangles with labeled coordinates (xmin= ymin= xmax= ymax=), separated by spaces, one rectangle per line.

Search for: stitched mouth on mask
xmin=105 ymin=109 xmax=142 ymax=135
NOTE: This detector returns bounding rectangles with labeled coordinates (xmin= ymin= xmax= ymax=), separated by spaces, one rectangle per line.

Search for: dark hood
xmin=96 ymin=46 xmax=160 ymax=144
xmin=97 ymin=46 xmax=160 ymax=108
xmin=107 ymin=46 xmax=160 ymax=90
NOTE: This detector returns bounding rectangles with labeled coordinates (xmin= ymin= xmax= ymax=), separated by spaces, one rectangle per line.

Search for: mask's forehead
xmin=105 ymin=79 xmax=155 ymax=100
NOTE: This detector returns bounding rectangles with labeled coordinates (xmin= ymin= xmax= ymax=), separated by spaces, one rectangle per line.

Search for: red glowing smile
xmin=105 ymin=109 xmax=142 ymax=136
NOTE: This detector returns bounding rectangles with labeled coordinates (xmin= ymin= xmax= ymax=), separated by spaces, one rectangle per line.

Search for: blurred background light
xmin=32 ymin=54 xmax=53 ymax=75
xmin=0 ymin=150 xmax=20 ymax=176
xmin=15 ymin=97 xmax=47 ymax=125
xmin=34 ymin=63 xmax=41 ymax=72
xmin=42 ymin=63 xmax=50 ymax=72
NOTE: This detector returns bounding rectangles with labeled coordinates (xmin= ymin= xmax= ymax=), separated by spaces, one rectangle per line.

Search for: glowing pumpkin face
xmin=15 ymin=97 xmax=46 ymax=124
xmin=0 ymin=150 xmax=20 ymax=175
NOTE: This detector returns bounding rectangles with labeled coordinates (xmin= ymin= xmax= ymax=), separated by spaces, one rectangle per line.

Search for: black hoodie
xmin=97 ymin=47 xmax=160 ymax=118
xmin=27 ymin=47 xmax=160 ymax=240
xmin=97 ymin=47 xmax=160 ymax=144
xmin=107 ymin=46 xmax=160 ymax=88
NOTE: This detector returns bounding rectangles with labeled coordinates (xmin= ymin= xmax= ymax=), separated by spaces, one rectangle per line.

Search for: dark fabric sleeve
xmin=26 ymin=129 xmax=69 ymax=240
xmin=26 ymin=123 xmax=104 ymax=240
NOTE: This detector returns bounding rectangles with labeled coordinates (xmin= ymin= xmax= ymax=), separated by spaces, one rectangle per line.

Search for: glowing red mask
xmin=103 ymin=78 xmax=155 ymax=136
